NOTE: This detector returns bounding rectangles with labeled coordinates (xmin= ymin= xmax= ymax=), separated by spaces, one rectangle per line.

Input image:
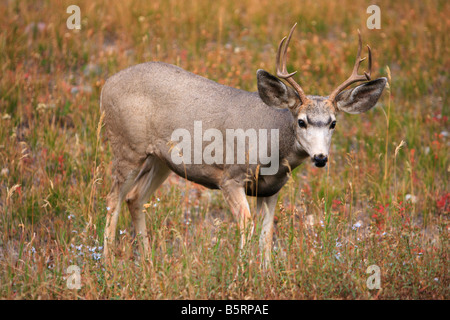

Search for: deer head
xmin=257 ymin=23 xmax=387 ymax=167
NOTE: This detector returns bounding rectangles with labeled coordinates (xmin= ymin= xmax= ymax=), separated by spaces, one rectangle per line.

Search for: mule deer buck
xmin=101 ymin=23 xmax=386 ymax=267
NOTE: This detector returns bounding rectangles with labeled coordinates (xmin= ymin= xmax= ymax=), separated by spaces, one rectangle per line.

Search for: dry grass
xmin=0 ymin=0 xmax=448 ymax=299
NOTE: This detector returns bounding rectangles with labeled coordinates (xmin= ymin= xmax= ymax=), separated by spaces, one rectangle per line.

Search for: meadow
xmin=0 ymin=0 xmax=448 ymax=299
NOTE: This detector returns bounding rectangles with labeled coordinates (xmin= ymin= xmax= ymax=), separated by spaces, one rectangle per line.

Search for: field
xmin=0 ymin=0 xmax=448 ymax=299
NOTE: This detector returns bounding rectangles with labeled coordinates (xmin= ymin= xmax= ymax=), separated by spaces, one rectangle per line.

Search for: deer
xmin=100 ymin=23 xmax=386 ymax=268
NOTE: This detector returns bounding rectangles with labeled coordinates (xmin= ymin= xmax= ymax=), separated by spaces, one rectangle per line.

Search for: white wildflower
xmin=352 ymin=221 xmax=363 ymax=230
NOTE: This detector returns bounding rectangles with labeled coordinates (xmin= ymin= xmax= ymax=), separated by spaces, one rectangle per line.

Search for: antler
xmin=276 ymin=23 xmax=309 ymax=105
xmin=328 ymin=30 xmax=372 ymax=103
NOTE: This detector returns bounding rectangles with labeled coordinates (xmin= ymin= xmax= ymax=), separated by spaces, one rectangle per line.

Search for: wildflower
xmin=436 ymin=193 xmax=449 ymax=213
xmin=405 ymin=194 xmax=417 ymax=203
xmin=91 ymin=252 xmax=101 ymax=260
xmin=352 ymin=221 xmax=362 ymax=230
xmin=28 ymin=246 xmax=36 ymax=255
xmin=1 ymin=168 xmax=9 ymax=176
xmin=332 ymin=199 xmax=343 ymax=210
xmin=334 ymin=252 xmax=342 ymax=261
xmin=36 ymin=103 xmax=47 ymax=112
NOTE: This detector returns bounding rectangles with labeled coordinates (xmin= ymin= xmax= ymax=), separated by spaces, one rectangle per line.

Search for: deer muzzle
xmin=313 ymin=154 xmax=328 ymax=167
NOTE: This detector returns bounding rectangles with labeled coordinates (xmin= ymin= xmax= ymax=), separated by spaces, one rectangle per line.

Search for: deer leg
xmin=220 ymin=180 xmax=253 ymax=249
xmin=103 ymin=178 xmax=123 ymax=259
xmin=256 ymin=192 xmax=279 ymax=269
xmin=125 ymin=157 xmax=170 ymax=257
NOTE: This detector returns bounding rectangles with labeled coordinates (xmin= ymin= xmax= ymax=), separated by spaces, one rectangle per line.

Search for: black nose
xmin=313 ymin=154 xmax=328 ymax=167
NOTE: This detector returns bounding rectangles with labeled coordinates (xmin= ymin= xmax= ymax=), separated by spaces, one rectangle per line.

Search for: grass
xmin=0 ymin=0 xmax=448 ymax=299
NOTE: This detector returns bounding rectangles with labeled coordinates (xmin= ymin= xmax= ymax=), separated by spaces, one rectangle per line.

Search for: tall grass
xmin=0 ymin=0 xmax=448 ymax=299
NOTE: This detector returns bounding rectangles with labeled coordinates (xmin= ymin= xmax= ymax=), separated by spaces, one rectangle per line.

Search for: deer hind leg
xmin=125 ymin=157 xmax=171 ymax=257
xmin=256 ymin=192 xmax=279 ymax=269
xmin=220 ymin=180 xmax=253 ymax=249
xmin=104 ymin=178 xmax=121 ymax=258
xmin=103 ymin=155 xmax=149 ymax=259
xmin=103 ymin=170 xmax=135 ymax=259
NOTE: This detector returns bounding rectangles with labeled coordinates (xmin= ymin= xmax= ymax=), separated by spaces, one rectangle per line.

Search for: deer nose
xmin=313 ymin=154 xmax=328 ymax=167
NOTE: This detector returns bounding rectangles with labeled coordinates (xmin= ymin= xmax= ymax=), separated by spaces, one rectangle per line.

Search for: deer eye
xmin=330 ymin=121 xmax=336 ymax=129
xmin=298 ymin=119 xmax=307 ymax=128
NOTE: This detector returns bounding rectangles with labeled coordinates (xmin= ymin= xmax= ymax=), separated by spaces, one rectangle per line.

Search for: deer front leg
xmin=257 ymin=192 xmax=279 ymax=269
xmin=220 ymin=180 xmax=253 ymax=249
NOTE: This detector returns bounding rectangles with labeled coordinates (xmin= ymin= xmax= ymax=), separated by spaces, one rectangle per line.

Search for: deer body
xmin=102 ymin=61 xmax=304 ymax=194
xmin=101 ymin=25 xmax=386 ymax=267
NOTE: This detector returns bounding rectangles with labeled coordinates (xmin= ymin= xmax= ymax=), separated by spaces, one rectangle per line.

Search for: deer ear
xmin=257 ymin=69 xmax=299 ymax=109
xmin=335 ymin=77 xmax=387 ymax=114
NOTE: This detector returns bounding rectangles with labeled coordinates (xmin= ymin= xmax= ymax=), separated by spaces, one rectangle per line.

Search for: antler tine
xmin=276 ymin=23 xmax=309 ymax=105
xmin=276 ymin=37 xmax=296 ymax=78
xmin=365 ymin=44 xmax=372 ymax=80
xmin=328 ymin=30 xmax=373 ymax=103
xmin=276 ymin=26 xmax=297 ymax=78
